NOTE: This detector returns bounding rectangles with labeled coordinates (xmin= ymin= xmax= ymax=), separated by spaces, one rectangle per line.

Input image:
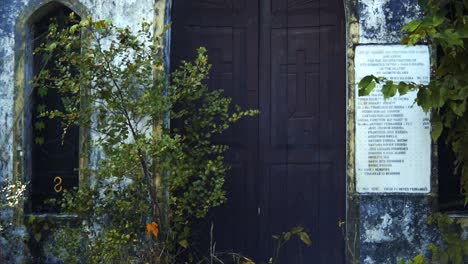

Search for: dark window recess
xmin=438 ymin=129 xmax=466 ymax=212
xmin=31 ymin=7 xmax=80 ymax=213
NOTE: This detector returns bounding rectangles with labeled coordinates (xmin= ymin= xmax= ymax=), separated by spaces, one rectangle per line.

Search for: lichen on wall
xmin=359 ymin=196 xmax=440 ymax=263
xmin=358 ymin=0 xmax=421 ymax=43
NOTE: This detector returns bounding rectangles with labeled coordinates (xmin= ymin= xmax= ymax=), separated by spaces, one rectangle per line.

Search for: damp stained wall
xmin=349 ymin=0 xmax=441 ymax=263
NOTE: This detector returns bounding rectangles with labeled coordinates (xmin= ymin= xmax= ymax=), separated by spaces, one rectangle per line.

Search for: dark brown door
xmin=171 ymin=0 xmax=345 ymax=262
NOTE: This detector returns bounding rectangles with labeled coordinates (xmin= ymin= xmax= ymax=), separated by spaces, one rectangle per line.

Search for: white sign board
xmin=355 ymin=45 xmax=431 ymax=193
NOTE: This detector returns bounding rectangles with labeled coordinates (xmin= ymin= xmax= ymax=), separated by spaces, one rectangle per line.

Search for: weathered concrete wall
xmin=348 ymin=0 xmax=441 ymax=263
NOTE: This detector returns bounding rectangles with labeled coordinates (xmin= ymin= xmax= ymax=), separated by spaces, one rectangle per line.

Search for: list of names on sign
xmin=355 ymin=45 xmax=431 ymax=193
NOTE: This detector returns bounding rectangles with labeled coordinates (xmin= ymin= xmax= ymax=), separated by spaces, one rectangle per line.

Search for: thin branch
xmin=94 ymin=31 xmax=159 ymax=218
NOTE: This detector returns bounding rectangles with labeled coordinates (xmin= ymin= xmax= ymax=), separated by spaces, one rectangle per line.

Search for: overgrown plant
xmin=33 ymin=13 xmax=257 ymax=263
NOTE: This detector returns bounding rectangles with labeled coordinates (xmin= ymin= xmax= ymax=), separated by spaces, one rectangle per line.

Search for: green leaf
xmin=34 ymin=233 xmax=42 ymax=242
xmin=38 ymin=86 xmax=48 ymax=97
xmin=381 ymin=80 xmax=397 ymax=99
xmin=358 ymin=75 xmax=374 ymax=90
xmin=69 ymin=24 xmax=79 ymax=34
xmin=402 ymin=19 xmax=423 ymax=32
xmin=28 ymin=215 xmax=36 ymax=224
xmin=359 ymin=78 xmax=376 ymax=96
xmin=179 ymin=240 xmax=189 ymax=249
xmin=284 ymin=232 xmax=291 ymax=241
xmin=417 ymin=88 xmax=432 ymax=112
xmin=95 ymin=20 xmax=107 ymax=30
xmin=413 ymin=254 xmax=425 ymax=264
xmin=397 ymin=82 xmax=410 ymax=95
xmin=46 ymin=43 xmax=57 ymax=52
xmin=441 ymin=29 xmax=463 ymax=47
xmin=34 ymin=121 xmax=45 ymax=131
xmin=431 ymin=115 xmax=443 ymax=141
xmin=35 ymin=137 xmax=44 ymax=145
xmin=433 ymin=15 xmax=445 ymax=27
xmin=449 ymin=100 xmax=466 ymax=117
xmin=432 ymin=86 xmax=447 ymax=108
xmin=36 ymin=104 xmax=47 ymax=113
xmin=299 ymin=232 xmax=312 ymax=245
xmin=290 ymin=226 xmax=304 ymax=234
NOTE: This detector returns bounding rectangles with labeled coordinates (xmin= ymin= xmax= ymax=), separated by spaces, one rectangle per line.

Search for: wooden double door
xmin=171 ymin=0 xmax=345 ymax=262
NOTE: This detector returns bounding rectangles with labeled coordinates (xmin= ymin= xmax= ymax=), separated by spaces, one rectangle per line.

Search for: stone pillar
xmin=346 ymin=0 xmax=441 ymax=263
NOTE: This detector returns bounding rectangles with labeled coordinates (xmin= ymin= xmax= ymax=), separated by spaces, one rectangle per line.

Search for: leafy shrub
xmin=33 ymin=14 xmax=258 ymax=263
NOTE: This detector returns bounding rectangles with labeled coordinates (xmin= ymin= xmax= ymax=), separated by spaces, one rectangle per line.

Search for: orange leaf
xmin=146 ymin=222 xmax=159 ymax=237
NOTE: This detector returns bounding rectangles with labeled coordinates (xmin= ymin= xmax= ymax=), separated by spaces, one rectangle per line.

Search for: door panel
xmin=171 ymin=0 xmax=345 ymax=262
xmin=259 ymin=0 xmax=345 ymax=262
xmin=171 ymin=0 xmax=260 ymax=256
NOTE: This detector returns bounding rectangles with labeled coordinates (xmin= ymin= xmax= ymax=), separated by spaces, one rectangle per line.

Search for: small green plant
xmin=269 ymin=226 xmax=312 ymax=264
xmin=31 ymin=13 xmax=258 ymax=263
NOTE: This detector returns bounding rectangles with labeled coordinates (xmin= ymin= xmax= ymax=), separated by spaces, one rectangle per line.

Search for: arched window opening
xmin=30 ymin=5 xmax=80 ymax=213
